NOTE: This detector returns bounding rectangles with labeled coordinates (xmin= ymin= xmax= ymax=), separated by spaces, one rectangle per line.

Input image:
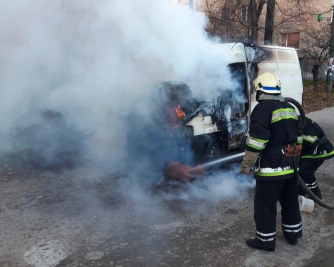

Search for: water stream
xmin=195 ymin=152 xmax=245 ymax=170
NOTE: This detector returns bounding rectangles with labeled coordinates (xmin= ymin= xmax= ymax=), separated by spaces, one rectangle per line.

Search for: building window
xmin=281 ymin=32 xmax=300 ymax=49
xmin=240 ymin=5 xmax=250 ymax=22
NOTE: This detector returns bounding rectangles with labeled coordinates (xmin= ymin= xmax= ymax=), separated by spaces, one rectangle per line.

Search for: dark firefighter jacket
xmin=246 ymin=99 xmax=302 ymax=180
xmin=301 ymin=116 xmax=334 ymax=160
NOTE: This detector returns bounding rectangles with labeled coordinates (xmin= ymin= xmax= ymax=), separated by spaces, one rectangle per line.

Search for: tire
xmin=201 ymin=139 xmax=225 ymax=163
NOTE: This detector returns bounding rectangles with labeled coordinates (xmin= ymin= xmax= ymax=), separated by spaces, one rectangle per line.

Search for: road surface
xmin=1 ymin=107 xmax=334 ymax=267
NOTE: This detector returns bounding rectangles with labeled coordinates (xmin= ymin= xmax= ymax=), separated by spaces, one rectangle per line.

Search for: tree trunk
xmin=249 ymin=0 xmax=258 ymax=44
xmin=312 ymin=65 xmax=320 ymax=92
xmin=264 ymin=0 xmax=276 ymax=45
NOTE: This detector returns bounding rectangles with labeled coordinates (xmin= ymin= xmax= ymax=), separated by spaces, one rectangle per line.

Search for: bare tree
xmin=199 ymin=0 xmax=322 ymax=46
xmin=199 ymin=0 xmax=259 ymax=43
xmin=300 ymin=25 xmax=331 ymax=92
xmin=249 ymin=0 xmax=266 ymax=43
xmin=264 ymin=0 xmax=276 ymax=44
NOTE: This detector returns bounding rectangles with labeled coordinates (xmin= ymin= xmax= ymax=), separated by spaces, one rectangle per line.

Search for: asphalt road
xmin=1 ymin=107 xmax=334 ymax=267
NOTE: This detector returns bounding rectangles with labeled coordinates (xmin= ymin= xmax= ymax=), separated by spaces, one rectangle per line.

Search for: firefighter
xmin=298 ymin=116 xmax=334 ymax=199
xmin=241 ymin=72 xmax=303 ymax=251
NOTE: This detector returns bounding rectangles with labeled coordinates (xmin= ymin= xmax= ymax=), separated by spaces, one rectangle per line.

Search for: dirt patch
xmin=302 ymin=84 xmax=334 ymax=114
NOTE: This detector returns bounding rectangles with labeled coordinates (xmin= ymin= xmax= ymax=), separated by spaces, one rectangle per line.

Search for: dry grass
xmin=302 ymin=82 xmax=334 ymax=114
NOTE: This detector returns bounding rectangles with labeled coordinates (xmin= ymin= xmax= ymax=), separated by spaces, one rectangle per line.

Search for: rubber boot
xmin=284 ymin=237 xmax=297 ymax=245
xmin=246 ymin=238 xmax=275 ymax=252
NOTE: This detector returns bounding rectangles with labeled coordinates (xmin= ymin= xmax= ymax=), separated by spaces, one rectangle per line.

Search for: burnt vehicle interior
xmin=126 ymin=65 xmax=249 ymax=173
xmin=182 ymin=63 xmax=249 ymax=164
xmin=218 ymin=63 xmax=249 ymax=150
xmin=125 ymin=82 xmax=199 ymax=173
xmin=150 ymin=82 xmax=200 ymax=166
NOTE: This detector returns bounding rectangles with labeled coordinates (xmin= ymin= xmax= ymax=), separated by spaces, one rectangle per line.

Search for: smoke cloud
xmin=157 ymin=166 xmax=255 ymax=202
xmin=0 ymin=0 xmax=253 ymax=202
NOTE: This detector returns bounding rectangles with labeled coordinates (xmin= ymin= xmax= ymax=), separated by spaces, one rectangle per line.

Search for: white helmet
xmin=254 ymin=72 xmax=281 ymax=94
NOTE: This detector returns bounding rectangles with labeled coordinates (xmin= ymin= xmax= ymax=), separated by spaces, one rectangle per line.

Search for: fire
xmin=174 ymin=104 xmax=186 ymax=119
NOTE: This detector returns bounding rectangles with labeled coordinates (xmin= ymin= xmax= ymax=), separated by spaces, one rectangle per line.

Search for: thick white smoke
xmin=158 ymin=166 xmax=255 ymax=202
xmin=0 ymin=0 xmax=254 ymax=202
xmin=0 ymin=0 xmax=233 ymax=170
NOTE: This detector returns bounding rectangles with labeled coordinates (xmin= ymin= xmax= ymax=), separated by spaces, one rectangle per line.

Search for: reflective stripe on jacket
xmin=301 ymin=117 xmax=334 ymax=160
xmin=246 ymin=99 xmax=301 ymax=180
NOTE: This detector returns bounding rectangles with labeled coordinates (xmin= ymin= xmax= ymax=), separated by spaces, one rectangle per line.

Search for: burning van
xmin=150 ymin=69 xmax=248 ymax=167
xmin=127 ymin=43 xmax=303 ymax=173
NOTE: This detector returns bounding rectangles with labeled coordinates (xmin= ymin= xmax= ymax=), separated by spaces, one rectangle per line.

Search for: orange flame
xmin=174 ymin=104 xmax=186 ymax=119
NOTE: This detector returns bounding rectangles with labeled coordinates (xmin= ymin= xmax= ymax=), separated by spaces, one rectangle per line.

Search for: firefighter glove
xmin=241 ymin=150 xmax=260 ymax=175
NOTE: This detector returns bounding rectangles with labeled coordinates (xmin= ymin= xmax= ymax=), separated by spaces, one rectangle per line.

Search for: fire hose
xmin=297 ymin=173 xmax=334 ymax=210
xmin=284 ymin=97 xmax=334 ymax=210
xmin=164 ymin=97 xmax=334 ymax=210
xmin=185 ymin=97 xmax=334 ymax=210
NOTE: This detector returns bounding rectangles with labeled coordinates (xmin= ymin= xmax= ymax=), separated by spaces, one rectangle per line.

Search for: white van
xmin=182 ymin=43 xmax=303 ymax=163
xmin=140 ymin=43 xmax=303 ymax=167
xmin=215 ymin=42 xmax=303 ymax=107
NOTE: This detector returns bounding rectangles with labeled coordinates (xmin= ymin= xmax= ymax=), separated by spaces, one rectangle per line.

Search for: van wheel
xmin=201 ymin=140 xmax=225 ymax=163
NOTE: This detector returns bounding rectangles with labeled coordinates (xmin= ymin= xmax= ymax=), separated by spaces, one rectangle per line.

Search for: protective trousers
xmin=299 ymin=158 xmax=325 ymax=193
xmin=254 ymin=178 xmax=302 ymax=249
